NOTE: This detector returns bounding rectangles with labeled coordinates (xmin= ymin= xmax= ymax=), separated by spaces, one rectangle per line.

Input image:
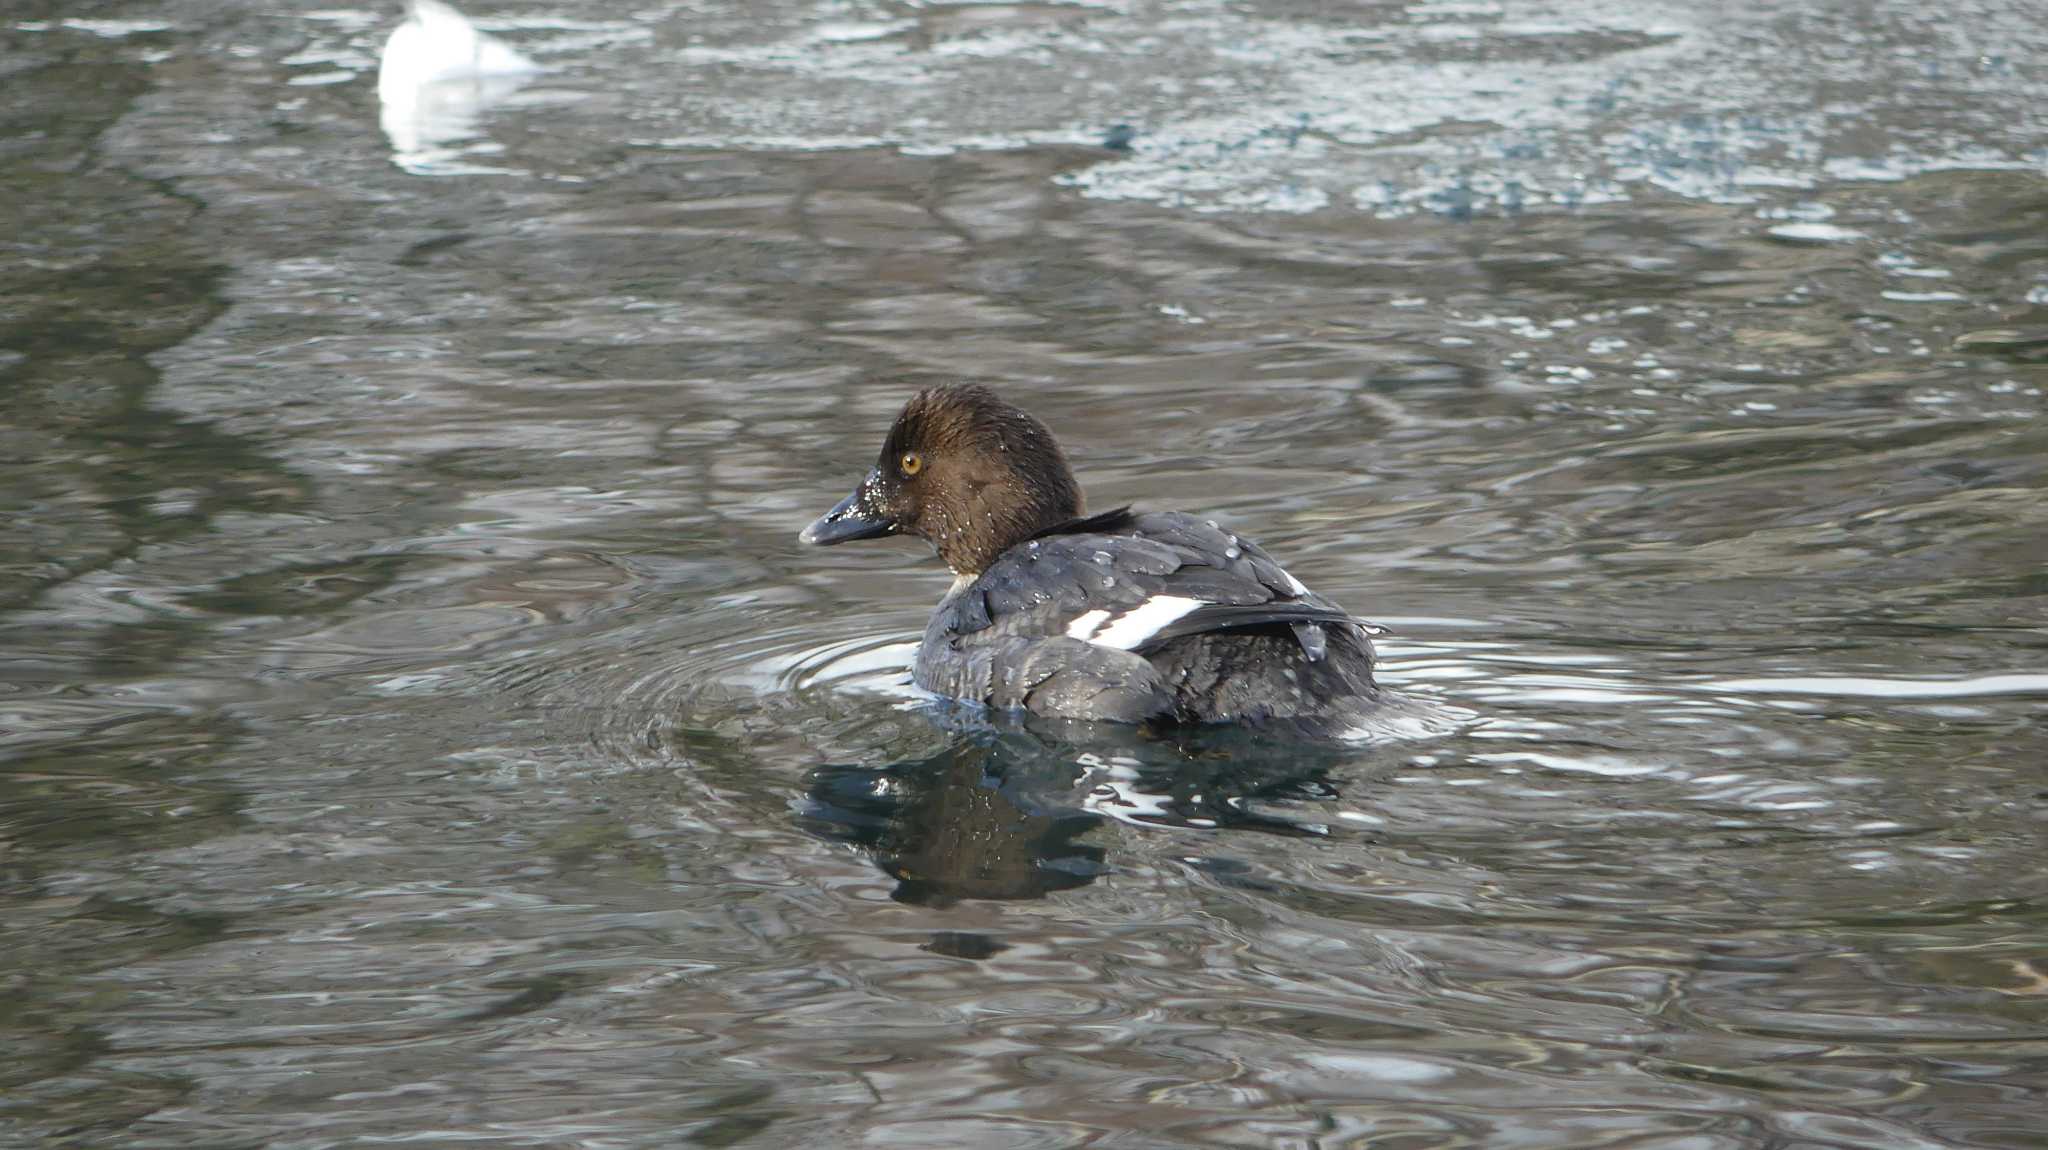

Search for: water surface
xmin=3 ymin=2 xmax=2047 ymax=1146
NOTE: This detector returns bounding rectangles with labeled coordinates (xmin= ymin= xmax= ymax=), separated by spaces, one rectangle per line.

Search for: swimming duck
xmin=800 ymin=385 xmax=1384 ymax=731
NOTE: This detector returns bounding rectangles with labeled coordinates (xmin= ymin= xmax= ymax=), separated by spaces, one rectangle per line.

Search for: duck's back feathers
xmin=917 ymin=511 xmax=1380 ymax=728
xmin=1026 ymin=505 xmax=1139 ymax=541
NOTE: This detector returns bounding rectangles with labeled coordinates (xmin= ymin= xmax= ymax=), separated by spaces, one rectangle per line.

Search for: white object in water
xmin=377 ymin=0 xmax=538 ymax=168
xmin=379 ymin=0 xmax=534 ymax=97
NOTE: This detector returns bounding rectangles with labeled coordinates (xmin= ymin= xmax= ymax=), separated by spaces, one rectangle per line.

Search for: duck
xmin=799 ymin=385 xmax=1386 ymax=732
xmin=377 ymin=0 xmax=537 ymax=165
xmin=379 ymin=0 xmax=535 ymax=99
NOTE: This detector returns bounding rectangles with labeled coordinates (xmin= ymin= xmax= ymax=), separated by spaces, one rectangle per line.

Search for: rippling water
xmin=4 ymin=1 xmax=2047 ymax=1146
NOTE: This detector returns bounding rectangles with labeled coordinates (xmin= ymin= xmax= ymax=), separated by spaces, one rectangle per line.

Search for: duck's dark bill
xmin=799 ymin=484 xmax=896 ymax=546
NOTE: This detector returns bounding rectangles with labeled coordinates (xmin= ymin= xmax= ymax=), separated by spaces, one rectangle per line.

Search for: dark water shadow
xmin=796 ymin=710 xmax=1374 ymax=913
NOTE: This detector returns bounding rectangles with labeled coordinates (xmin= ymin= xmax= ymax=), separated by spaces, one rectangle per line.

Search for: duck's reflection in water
xmin=798 ymin=713 xmax=1366 ymax=912
xmin=800 ymin=731 xmax=1105 ymax=907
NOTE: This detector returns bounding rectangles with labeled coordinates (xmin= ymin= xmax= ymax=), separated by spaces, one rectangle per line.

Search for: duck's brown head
xmin=799 ymin=385 xmax=1085 ymax=575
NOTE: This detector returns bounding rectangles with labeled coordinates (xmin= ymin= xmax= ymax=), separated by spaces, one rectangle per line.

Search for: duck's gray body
xmin=915 ymin=511 xmax=1380 ymax=728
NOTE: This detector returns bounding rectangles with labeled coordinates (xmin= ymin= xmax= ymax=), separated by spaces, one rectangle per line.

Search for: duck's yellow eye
xmin=899 ymin=451 xmax=923 ymax=477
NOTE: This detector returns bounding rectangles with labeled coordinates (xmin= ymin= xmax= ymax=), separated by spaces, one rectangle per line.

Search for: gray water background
xmin=4 ymin=1 xmax=2048 ymax=1146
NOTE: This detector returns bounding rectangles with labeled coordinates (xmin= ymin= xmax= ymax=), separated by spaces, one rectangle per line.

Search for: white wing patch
xmin=1084 ymin=595 xmax=1208 ymax=650
xmin=1065 ymin=609 xmax=1112 ymax=641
